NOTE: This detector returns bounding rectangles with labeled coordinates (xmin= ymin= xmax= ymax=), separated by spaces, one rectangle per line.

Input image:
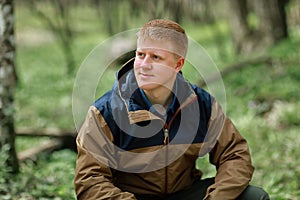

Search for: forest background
xmin=0 ymin=0 xmax=299 ymax=199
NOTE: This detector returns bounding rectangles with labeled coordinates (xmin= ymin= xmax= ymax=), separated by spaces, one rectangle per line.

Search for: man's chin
xmin=138 ymin=83 xmax=160 ymax=91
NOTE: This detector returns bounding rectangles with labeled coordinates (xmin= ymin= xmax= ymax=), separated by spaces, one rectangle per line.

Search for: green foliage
xmin=192 ymin=15 xmax=300 ymax=200
xmin=235 ymin=112 xmax=300 ymax=199
xmin=8 ymin=2 xmax=300 ymax=199
xmin=0 ymin=150 xmax=77 ymax=199
xmin=220 ymin=33 xmax=300 ymax=199
xmin=277 ymin=101 xmax=300 ymax=127
xmin=16 ymin=136 xmax=51 ymax=152
xmin=0 ymin=145 xmax=13 ymax=197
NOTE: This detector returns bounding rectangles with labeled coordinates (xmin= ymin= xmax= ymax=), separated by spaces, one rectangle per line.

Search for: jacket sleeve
xmin=204 ymin=101 xmax=254 ymax=200
xmin=74 ymin=106 xmax=136 ymax=200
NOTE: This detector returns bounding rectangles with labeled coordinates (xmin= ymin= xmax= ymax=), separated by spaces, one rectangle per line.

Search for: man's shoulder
xmin=190 ymin=84 xmax=213 ymax=104
xmin=188 ymin=84 xmax=214 ymax=124
xmin=93 ymin=90 xmax=113 ymax=111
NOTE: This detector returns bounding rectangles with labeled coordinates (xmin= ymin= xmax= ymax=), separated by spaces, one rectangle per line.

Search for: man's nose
xmin=141 ymin=55 xmax=152 ymax=68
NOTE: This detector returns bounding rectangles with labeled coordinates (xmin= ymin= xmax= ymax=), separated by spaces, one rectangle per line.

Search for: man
xmin=74 ymin=19 xmax=269 ymax=200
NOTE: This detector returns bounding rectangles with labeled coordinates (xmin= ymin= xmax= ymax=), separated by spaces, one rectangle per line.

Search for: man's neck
xmin=144 ymin=87 xmax=173 ymax=109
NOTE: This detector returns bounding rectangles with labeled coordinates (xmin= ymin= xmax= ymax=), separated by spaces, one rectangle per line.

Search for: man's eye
xmin=153 ymin=55 xmax=160 ymax=60
xmin=137 ymin=52 xmax=145 ymax=57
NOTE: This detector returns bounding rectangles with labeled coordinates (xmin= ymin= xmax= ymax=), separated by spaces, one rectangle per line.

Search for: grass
xmin=0 ymin=148 xmax=77 ymax=200
xmin=184 ymin=46 xmax=300 ymax=198
xmin=1 ymin=2 xmax=299 ymax=199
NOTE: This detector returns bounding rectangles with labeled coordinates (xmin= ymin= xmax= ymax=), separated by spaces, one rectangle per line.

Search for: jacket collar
xmin=115 ymin=58 xmax=197 ymax=124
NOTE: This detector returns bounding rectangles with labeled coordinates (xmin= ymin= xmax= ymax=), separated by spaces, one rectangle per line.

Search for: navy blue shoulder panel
xmin=94 ymin=91 xmax=112 ymax=110
xmin=190 ymin=84 xmax=213 ymax=143
xmin=93 ymin=91 xmax=165 ymax=150
xmin=191 ymin=84 xmax=213 ymax=121
xmin=93 ymin=90 xmax=121 ymax=141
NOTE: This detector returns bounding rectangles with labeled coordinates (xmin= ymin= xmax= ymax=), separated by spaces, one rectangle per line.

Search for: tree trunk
xmin=167 ymin=0 xmax=184 ymax=24
xmin=226 ymin=0 xmax=253 ymax=53
xmin=0 ymin=0 xmax=19 ymax=173
xmin=226 ymin=0 xmax=289 ymax=54
xmin=253 ymin=0 xmax=289 ymax=44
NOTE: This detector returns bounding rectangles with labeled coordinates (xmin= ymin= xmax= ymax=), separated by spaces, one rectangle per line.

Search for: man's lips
xmin=139 ymin=73 xmax=153 ymax=78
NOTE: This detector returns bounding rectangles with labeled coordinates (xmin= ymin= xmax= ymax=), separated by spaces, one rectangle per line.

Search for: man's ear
xmin=175 ymin=57 xmax=185 ymax=73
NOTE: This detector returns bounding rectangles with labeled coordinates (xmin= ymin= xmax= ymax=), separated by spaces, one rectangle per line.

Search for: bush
xmin=0 ymin=149 xmax=77 ymax=200
xmin=0 ymin=144 xmax=13 ymax=198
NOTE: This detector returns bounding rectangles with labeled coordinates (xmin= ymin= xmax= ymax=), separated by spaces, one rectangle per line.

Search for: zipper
xmin=163 ymin=128 xmax=169 ymax=145
xmin=163 ymin=127 xmax=169 ymax=195
xmin=162 ymin=95 xmax=198 ymax=195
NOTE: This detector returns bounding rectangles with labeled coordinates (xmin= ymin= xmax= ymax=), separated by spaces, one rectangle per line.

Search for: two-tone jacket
xmin=74 ymin=59 xmax=254 ymax=199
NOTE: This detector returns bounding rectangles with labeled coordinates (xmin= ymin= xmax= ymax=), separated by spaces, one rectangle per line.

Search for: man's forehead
xmin=136 ymin=47 xmax=172 ymax=54
xmin=137 ymin=39 xmax=177 ymax=55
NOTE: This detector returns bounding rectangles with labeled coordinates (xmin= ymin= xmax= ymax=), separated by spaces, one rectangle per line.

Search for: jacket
xmin=74 ymin=59 xmax=254 ymax=200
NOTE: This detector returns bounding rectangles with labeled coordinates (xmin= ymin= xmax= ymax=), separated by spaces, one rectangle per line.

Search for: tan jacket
xmin=74 ymin=60 xmax=254 ymax=199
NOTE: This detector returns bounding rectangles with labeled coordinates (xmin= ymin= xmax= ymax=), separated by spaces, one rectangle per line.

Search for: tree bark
xmin=226 ymin=0 xmax=251 ymax=53
xmin=0 ymin=0 xmax=19 ymax=173
xmin=226 ymin=0 xmax=289 ymax=54
xmin=253 ymin=0 xmax=289 ymax=43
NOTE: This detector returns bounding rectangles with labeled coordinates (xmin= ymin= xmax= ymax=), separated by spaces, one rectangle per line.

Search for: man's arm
xmin=74 ymin=106 xmax=136 ymax=200
xmin=204 ymin=101 xmax=254 ymax=200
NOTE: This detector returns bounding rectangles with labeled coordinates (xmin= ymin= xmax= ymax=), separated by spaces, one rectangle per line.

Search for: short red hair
xmin=142 ymin=19 xmax=186 ymax=34
xmin=137 ymin=19 xmax=188 ymax=58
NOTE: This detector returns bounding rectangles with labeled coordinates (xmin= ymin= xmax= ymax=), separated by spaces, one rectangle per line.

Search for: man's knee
xmin=238 ymin=185 xmax=270 ymax=200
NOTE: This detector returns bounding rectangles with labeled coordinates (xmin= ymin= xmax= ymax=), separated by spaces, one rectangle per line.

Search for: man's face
xmin=133 ymin=38 xmax=183 ymax=92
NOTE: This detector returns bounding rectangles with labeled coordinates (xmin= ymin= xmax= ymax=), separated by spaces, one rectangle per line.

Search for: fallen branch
xmin=16 ymin=127 xmax=77 ymax=138
xmin=18 ymin=139 xmax=63 ymax=162
xmin=198 ymin=55 xmax=272 ymax=87
xmin=16 ymin=127 xmax=78 ymax=158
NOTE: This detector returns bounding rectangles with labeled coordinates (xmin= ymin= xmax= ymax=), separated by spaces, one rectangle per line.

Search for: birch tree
xmin=0 ymin=0 xmax=19 ymax=173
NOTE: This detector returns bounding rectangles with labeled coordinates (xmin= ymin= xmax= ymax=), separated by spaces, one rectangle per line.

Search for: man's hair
xmin=137 ymin=19 xmax=188 ymax=58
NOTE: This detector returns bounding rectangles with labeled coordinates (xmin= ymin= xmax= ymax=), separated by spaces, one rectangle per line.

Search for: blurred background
xmin=0 ymin=0 xmax=299 ymax=199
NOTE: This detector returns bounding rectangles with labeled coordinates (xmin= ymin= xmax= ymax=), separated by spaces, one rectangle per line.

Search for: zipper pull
xmin=163 ymin=128 xmax=169 ymax=145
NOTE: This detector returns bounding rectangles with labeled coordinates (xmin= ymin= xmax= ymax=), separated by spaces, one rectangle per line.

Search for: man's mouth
xmin=139 ymin=73 xmax=153 ymax=78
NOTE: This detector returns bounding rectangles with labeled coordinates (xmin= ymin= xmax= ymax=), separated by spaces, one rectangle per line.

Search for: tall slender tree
xmin=226 ymin=0 xmax=290 ymax=54
xmin=0 ymin=0 xmax=19 ymax=173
